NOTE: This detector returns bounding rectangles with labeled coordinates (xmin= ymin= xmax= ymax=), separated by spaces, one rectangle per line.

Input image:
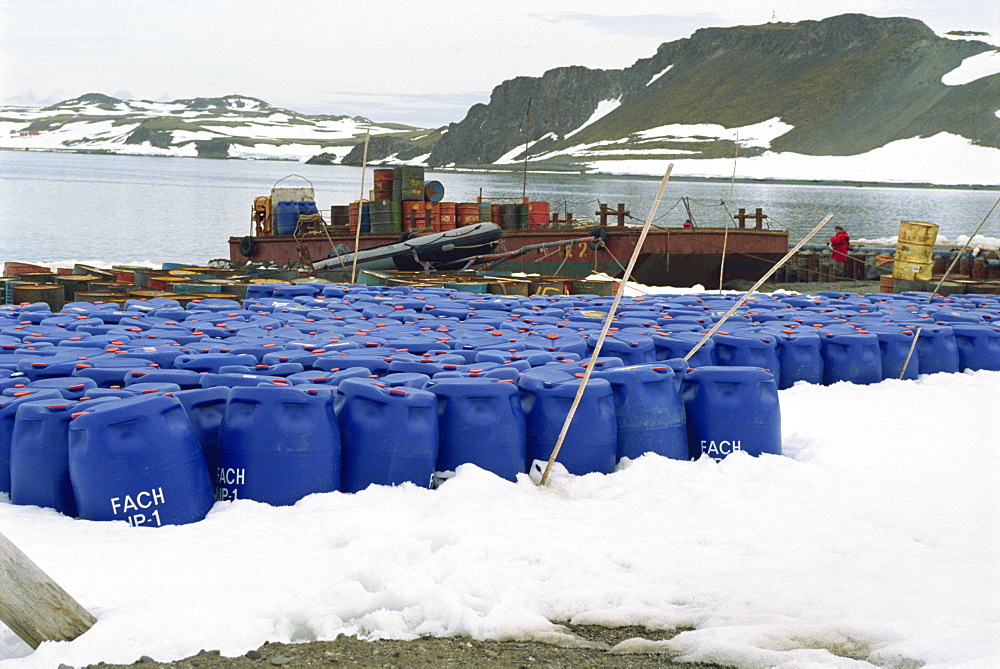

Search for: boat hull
xmin=228 ymin=225 xmax=788 ymax=287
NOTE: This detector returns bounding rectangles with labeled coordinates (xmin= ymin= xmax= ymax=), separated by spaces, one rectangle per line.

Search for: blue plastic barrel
xmin=950 ymin=324 xmax=1000 ymax=371
xmin=274 ymin=201 xmax=300 ymax=235
xmin=336 ymin=378 xmax=438 ymax=493
xmin=592 ymin=364 xmax=687 ymax=461
xmin=712 ymin=331 xmax=780 ymax=381
xmin=10 ymin=400 xmax=80 ymax=515
xmin=681 ymin=366 xmax=781 ymax=461
xmin=586 ymin=332 xmax=657 ymax=365
xmin=379 ymin=373 xmax=431 ymax=389
xmin=911 ymin=324 xmax=960 ymax=375
xmin=425 ymin=377 xmax=526 ymax=481
xmin=517 ymin=369 xmax=616 ymax=476
xmin=820 ymin=332 xmax=882 ymax=385
xmin=174 ymin=352 xmax=257 ymax=374
xmin=0 ymin=389 xmax=64 ymax=494
xmin=773 ymin=331 xmax=824 ymax=389
xmin=173 ymin=386 xmax=229 ymax=476
xmin=650 ymin=331 xmax=716 ymax=367
xmin=868 ymin=325 xmax=919 ymax=380
xmin=25 ymin=377 xmax=97 ymax=400
xmin=68 ymin=394 xmax=215 ymax=526
xmin=124 ymin=368 xmax=204 ymax=389
xmin=216 ymin=385 xmax=340 ymax=505
xmin=72 ymin=357 xmax=158 ymax=387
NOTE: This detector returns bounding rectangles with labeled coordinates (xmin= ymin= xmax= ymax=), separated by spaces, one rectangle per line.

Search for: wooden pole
xmin=682 ymin=213 xmax=835 ymax=363
xmin=522 ymin=98 xmax=532 ymax=202
xmin=0 ymin=530 xmax=96 ymax=648
xmin=538 ymin=163 xmax=674 ymax=486
xmin=718 ymin=133 xmax=739 ymax=292
xmin=350 ymin=130 xmax=371 ymax=285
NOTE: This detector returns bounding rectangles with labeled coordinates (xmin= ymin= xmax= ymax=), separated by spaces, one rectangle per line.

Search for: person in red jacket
xmin=829 ymin=226 xmax=850 ymax=278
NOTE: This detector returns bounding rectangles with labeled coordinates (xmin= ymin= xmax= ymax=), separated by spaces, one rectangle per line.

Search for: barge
xmin=228 ymin=171 xmax=790 ymax=288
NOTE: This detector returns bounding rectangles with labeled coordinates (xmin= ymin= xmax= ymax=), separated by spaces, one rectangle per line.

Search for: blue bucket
xmin=69 ymin=394 xmax=215 ymax=526
xmin=681 ymin=366 xmax=781 ymax=460
xmin=216 ymin=385 xmax=340 ymax=505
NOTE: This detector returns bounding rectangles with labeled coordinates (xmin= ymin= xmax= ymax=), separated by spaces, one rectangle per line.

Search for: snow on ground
xmin=0 ymin=362 xmax=997 ymax=666
xmin=199 ymin=118 xmax=389 ymax=142
xmin=562 ymin=99 xmax=623 ymax=141
xmin=588 ymin=132 xmax=1000 ymax=186
xmin=646 ymin=64 xmax=674 ymax=86
xmin=851 ymin=234 xmax=1000 ymax=251
xmin=635 ymin=118 xmax=795 ymax=148
xmin=494 ymin=133 xmax=560 ymax=164
xmin=941 ymin=49 xmax=1000 ymax=85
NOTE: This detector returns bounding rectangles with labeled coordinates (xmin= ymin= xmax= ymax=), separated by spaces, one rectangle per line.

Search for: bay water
xmin=1 ymin=150 xmax=997 ymax=268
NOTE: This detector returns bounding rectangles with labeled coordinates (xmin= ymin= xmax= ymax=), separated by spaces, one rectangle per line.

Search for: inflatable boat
xmin=313 ymin=222 xmax=503 ymax=272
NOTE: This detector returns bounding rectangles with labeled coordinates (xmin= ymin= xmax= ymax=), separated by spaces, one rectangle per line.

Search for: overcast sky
xmin=1 ymin=0 xmax=997 ymax=126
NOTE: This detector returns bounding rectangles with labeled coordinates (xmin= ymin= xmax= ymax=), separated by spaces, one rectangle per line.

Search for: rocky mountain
xmin=1 ymin=14 xmax=997 ymax=184
xmin=418 ymin=13 xmax=998 ymax=169
xmin=0 ymin=93 xmax=420 ymax=160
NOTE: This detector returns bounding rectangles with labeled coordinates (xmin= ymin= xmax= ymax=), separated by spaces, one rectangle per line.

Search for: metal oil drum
xmin=893 ymin=221 xmax=939 ymax=282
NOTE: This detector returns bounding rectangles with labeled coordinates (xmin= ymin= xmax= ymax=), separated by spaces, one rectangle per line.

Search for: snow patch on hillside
xmin=646 ymin=64 xmax=673 ymax=86
xmin=941 ymin=50 xmax=1000 ymax=85
xmin=636 ymin=118 xmax=794 ymax=148
xmin=0 ymin=98 xmax=415 ymax=160
xmin=494 ymin=133 xmax=559 ymax=164
xmin=585 ymin=132 xmax=1000 ymax=186
xmin=563 ymin=99 xmax=622 ymax=140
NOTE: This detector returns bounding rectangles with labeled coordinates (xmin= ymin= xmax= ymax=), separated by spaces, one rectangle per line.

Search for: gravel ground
xmin=83 ymin=625 xmax=732 ymax=668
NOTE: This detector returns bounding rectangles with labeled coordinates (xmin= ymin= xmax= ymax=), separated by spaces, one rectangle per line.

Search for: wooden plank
xmin=0 ymin=530 xmax=96 ymax=649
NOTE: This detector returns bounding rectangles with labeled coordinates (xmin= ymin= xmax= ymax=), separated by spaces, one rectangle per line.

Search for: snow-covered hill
xmin=0 ymin=93 xmax=424 ymax=161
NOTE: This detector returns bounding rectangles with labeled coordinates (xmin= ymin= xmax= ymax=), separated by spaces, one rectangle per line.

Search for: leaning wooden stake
xmin=538 ymin=163 xmax=674 ymax=486
xmin=683 ymin=213 xmax=835 ymax=363
xmin=350 ymin=130 xmax=371 ymax=284
xmin=0 ymin=530 xmax=96 ymax=648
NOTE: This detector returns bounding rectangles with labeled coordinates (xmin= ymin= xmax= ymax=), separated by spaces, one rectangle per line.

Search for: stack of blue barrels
xmin=2 ymin=286 xmax=997 ymax=526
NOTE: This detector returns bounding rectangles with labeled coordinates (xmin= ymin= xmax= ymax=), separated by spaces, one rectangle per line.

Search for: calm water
xmin=1 ymin=151 xmax=997 ymax=266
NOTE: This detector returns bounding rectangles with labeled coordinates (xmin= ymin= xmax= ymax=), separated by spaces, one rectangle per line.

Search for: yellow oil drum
xmin=893 ymin=220 xmax=939 ymax=282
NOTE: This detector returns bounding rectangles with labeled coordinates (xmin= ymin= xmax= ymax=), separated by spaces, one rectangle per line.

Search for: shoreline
xmin=3 ymin=147 xmax=997 ymax=192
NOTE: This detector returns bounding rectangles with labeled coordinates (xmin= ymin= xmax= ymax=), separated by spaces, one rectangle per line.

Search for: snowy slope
xmin=0 ymin=94 xmax=420 ymax=161
xmin=0 ymin=368 xmax=997 ymax=668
